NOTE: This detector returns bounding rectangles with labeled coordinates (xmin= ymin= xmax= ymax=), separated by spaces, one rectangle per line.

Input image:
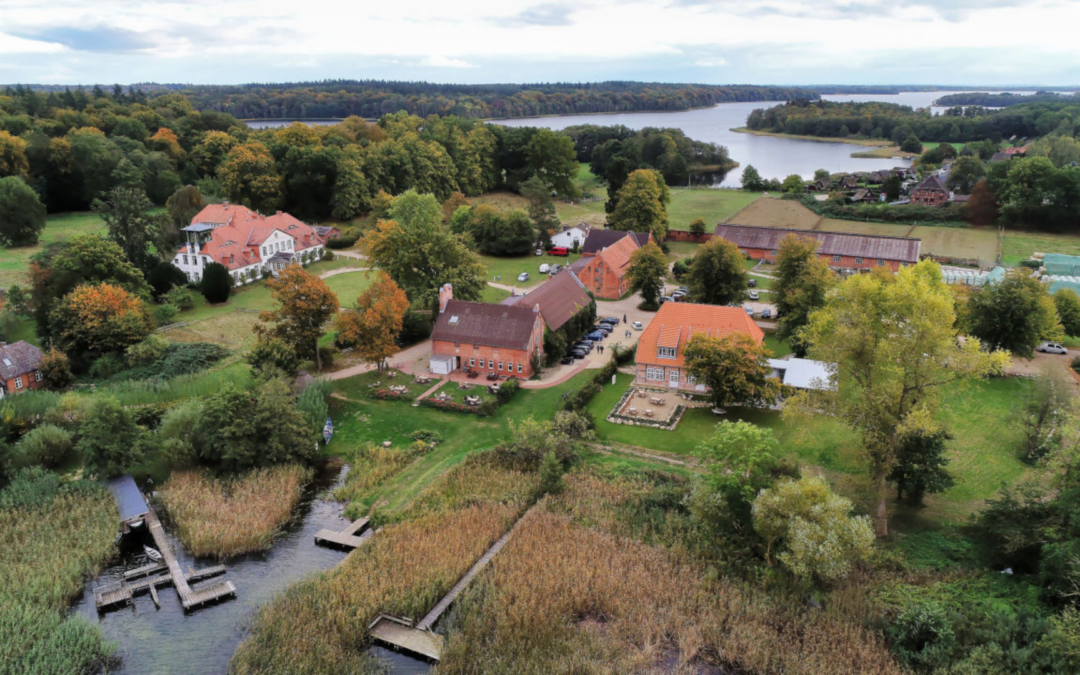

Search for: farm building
xmin=909 ymin=175 xmax=950 ymax=207
xmin=580 ymin=229 xmax=651 ymax=256
xmin=501 ymin=269 xmax=593 ymax=332
xmin=712 ymin=224 xmax=920 ymax=271
xmin=550 ymin=224 xmax=589 ymax=250
xmin=573 ymin=234 xmax=640 ymax=299
xmin=0 ymin=341 xmax=44 ymax=397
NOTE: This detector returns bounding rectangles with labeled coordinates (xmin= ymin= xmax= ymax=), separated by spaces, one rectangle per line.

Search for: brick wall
xmin=4 ymin=371 xmax=44 ymax=395
xmin=432 ymin=341 xmax=535 ymax=377
xmin=577 ymin=258 xmax=628 ymax=299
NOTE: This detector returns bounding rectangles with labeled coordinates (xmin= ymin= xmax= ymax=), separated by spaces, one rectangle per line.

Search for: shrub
xmin=495 ymin=378 xmax=520 ymax=404
xmin=672 ymin=258 xmax=690 ymax=280
xmin=297 ymin=379 xmax=330 ymax=431
xmin=248 ymin=338 xmax=299 ymax=378
xmin=887 ymin=600 xmax=956 ymax=671
xmin=87 ymin=353 xmax=126 ymax=379
xmin=200 ymin=262 xmax=232 ymax=303
xmin=154 ymin=303 xmax=179 ymax=325
xmin=408 ymin=429 xmax=444 ymax=444
xmin=1020 ymin=259 xmax=1042 ymax=269
xmin=126 ymin=334 xmax=170 ymax=366
xmin=538 ymin=451 xmax=565 ymax=495
xmin=37 ymin=348 xmax=74 ymax=389
xmin=371 ymin=388 xmax=412 ymax=402
xmin=146 ymin=261 xmax=189 ymax=299
xmin=321 ymin=249 xmax=334 ymax=261
xmin=77 ymin=396 xmax=144 ymax=478
xmin=163 ymin=285 xmax=196 ymax=310
xmin=15 ymin=425 xmax=74 ymax=468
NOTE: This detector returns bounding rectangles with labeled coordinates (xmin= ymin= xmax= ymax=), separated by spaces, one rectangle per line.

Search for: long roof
xmin=179 ymin=204 xmax=327 ymax=271
xmin=713 ymin=224 xmax=920 ymax=263
xmin=106 ymin=475 xmax=149 ymax=522
xmin=768 ymin=358 xmax=835 ymax=391
xmin=581 ymin=229 xmax=650 ymax=255
xmin=637 ymin=302 xmax=764 ymax=368
xmin=914 ymin=175 xmax=947 ymax=193
xmin=0 ymin=341 xmax=42 ymax=381
xmin=503 ymin=270 xmax=591 ymax=331
xmin=594 ymin=234 xmax=640 ymax=274
xmin=432 ymin=300 xmax=538 ymax=350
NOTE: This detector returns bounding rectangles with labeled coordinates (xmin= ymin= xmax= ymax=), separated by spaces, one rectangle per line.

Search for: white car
xmin=517 ymin=272 xmax=530 ymax=283
xmin=539 ymin=263 xmax=551 ymax=274
xmin=748 ymin=290 xmax=760 ymax=300
xmin=1037 ymin=341 xmax=1068 ymax=355
xmin=632 ymin=321 xmax=644 ymax=331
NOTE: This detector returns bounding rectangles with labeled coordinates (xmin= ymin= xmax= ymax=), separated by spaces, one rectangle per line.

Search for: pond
xmin=73 ymin=464 xmax=430 ymax=674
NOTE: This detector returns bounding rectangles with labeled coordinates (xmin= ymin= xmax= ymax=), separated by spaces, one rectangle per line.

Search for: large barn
xmin=712 ymin=224 xmax=920 ymax=271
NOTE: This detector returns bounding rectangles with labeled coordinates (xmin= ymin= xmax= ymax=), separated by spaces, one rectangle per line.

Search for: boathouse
xmin=106 ymin=475 xmax=149 ymax=534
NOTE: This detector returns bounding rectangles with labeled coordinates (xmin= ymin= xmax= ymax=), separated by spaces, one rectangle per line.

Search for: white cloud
xmin=416 ymin=55 xmax=478 ymax=69
xmin=694 ymin=59 xmax=728 ymax=68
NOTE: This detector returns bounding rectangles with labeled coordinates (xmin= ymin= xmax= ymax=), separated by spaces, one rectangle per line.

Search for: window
xmin=34 ymin=370 xmax=42 ymax=382
xmin=769 ymin=250 xmax=777 ymax=257
xmin=14 ymin=376 xmax=22 ymax=390
xmin=687 ymin=375 xmax=697 ymax=386
xmin=262 ymin=246 xmax=267 ymax=255
xmin=517 ymin=363 xmax=523 ymax=373
xmin=855 ymin=257 xmax=864 ymax=265
xmin=488 ymin=359 xmax=493 ymax=369
xmin=646 ymin=366 xmax=664 ymax=381
xmin=498 ymin=362 xmax=503 ymax=371
xmin=657 ymin=347 xmax=676 ymax=359
xmin=832 ymin=255 xmax=841 ymax=263
xmin=877 ymin=259 xmax=886 ymax=266
xmin=469 ymin=358 xmax=475 ymax=367
xmin=183 ymin=254 xmax=189 ymax=264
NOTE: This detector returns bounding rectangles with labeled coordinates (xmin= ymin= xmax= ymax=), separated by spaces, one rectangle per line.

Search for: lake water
xmin=73 ymin=464 xmax=429 ymax=675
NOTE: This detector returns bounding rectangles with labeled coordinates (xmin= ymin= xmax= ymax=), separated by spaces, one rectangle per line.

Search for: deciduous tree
xmin=608 ymin=168 xmax=669 ymax=240
xmin=741 ymin=165 xmax=765 ymax=191
xmin=51 ymin=283 xmax=152 ymax=361
xmin=38 ymin=347 xmax=74 ymax=389
xmin=0 ymin=130 xmax=29 ymax=178
xmin=774 ymin=234 xmax=834 ymax=356
xmin=963 ymin=179 xmax=999 ymax=225
xmin=92 ymin=186 xmax=169 ymax=272
xmin=945 ymin=156 xmax=985 ymax=194
xmin=684 ymin=333 xmax=780 ymax=413
xmin=166 ymin=185 xmax=204 ymax=230
xmin=77 ymin=397 xmax=143 ymax=478
xmin=0 ymin=176 xmax=46 ymax=246
xmin=247 ymin=338 xmax=300 ymax=378
xmin=256 ymin=265 xmax=339 ymax=370
xmin=1055 ymin=288 xmax=1080 ymax=337
xmin=787 ymin=261 xmax=1009 ymax=536
xmin=686 ymin=237 xmax=748 ymax=306
xmin=689 ymin=218 xmax=707 ymax=236
xmin=966 ymin=269 xmax=1062 ymax=357
xmin=334 ymin=272 xmax=409 ymax=374
xmin=219 ymin=142 xmax=282 ymax=214
xmin=625 ymin=241 xmax=667 ymax=310
xmin=781 ymin=174 xmax=804 ymax=195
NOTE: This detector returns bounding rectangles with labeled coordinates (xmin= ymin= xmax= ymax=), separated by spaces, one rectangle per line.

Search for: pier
xmin=314 ymin=516 xmax=370 ymax=549
xmin=369 ymin=508 xmax=532 ymax=661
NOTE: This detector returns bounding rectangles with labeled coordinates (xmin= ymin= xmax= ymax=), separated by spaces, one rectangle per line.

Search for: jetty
xmin=369 ymin=508 xmax=531 ymax=661
xmin=96 ymin=478 xmax=236 ymax=612
xmin=315 ymin=516 xmax=370 ymax=549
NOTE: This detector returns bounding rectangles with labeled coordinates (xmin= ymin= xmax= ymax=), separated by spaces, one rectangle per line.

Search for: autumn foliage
xmin=50 ymin=283 xmax=152 ymax=359
xmin=256 ymin=265 xmax=338 ymax=369
xmin=334 ymin=273 xmax=409 ymax=373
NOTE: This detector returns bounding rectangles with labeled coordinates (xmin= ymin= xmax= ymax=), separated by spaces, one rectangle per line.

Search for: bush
xmin=200 ymin=262 xmax=232 ymax=303
xmin=248 ymin=338 xmax=300 ymax=378
xmin=887 ymin=600 xmax=956 ymax=671
xmin=407 ymin=429 xmax=443 ymax=444
xmin=154 ymin=303 xmax=179 ymax=325
xmin=126 ymin=334 xmax=170 ymax=366
xmin=87 ymin=353 xmax=126 ymax=379
xmin=163 ymin=285 xmax=196 ymax=310
xmin=321 ymin=249 xmax=334 ymax=261
xmin=15 ymin=425 xmax=74 ymax=468
xmin=1020 ymin=259 xmax=1042 ymax=269
xmin=37 ymin=348 xmax=74 ymax=389
xmin=495 ymin=378 xmax=520 ymax=404
xmin=672 ymin=258 xmax=690 ymax=280
xmin=146 ymin=261 xmax=189 ymax=299
xmin=538 ymin=451 xmax=565 ymax=495
xmin=129 ymin=400 xmax=177 ymax=429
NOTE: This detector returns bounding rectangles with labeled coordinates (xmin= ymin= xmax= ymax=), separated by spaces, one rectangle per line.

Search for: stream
xmin=73 ymin=464 xmax=430 ymax=675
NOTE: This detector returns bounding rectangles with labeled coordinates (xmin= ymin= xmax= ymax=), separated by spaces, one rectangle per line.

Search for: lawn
xmin=667 ymin=189 xmax=765 ymax=231
xmin=481 ymin=285 xmax=512 ymax=303
xmin=764 ymin=333 xmax=792 ymax=357
xmin=0 ymin=212 xmax=106 ymax=288
xmin=323 ymin=270 xmax=375 ymax=306
xmin=586 ymin=373 xmax=1034 ymax=522
xmin=333 ymin=368 xmax=433 ymax=400
xmin=1002 ymin=229 xmax=1080 ymax=265
xmin=325 ymin=370 xmax=594 ymax=516
xmin=729 ymin=197 xmax=822 ymax=229
xmin=480 ymin=252 xmax=583 ymax=289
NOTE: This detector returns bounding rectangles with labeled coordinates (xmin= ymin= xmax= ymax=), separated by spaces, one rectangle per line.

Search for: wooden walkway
xmin=315 ymin=516 xmax=370 ymax=550
xmin=95 ymin=507 xmax=235 ymax=612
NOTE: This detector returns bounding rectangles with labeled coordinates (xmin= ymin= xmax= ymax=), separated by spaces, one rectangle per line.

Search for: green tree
xmin=1056 ymin=289 xmax=1080 ymax=337
xmin=963 ymin=179 xmax=999 ymax=225
xmin=15 ymin=424 xmax=74 ymax=469
xmin=538 ymin=450 xmax=565 ymax=496
xmin=608 ymin=168 xmax=669 ymax=240
xmin=77 ymin=397 xmax=143 ymax=478
xmin=774 ymin=234 xmax=835 ymax=356
xmin=752 ymin=474 xmax=875 ymax=582
xmin=684 ymin=333 xmax=781 ymax=413
xmin=38 ymin=347 xmax=74 ymax=389
xmin=966 ymin=270 xmax=1062 ymax=357
xmin=625 ymin=241 xmax=667 ymax=310
xmin=686 ymin=237 xmax=748 ymax=306
xmin=781 ymin=174 xmax=805 ymax=195
xmin=92 ymin=186 xmax=169 ymax=272
xmin=900 ymin=134 xmax=923 ymax=154
xmin=887 ymin=429 xmax=955 ymax=507
xmin=0 ymin=176 xmax=46 ymax=246
xmin=945 ymin=156 xmax=985 ymax=194
xmin=247 ymin=338 xmax=300 ymax=378
xmin=883 ymin=174 xmax=902 ymax=202
xmin=525 ymin=129 xmax=580 ymax=198
xmin=145 ymin=261 xmax=188 ymax=299
xmin=219 ymin=142 xmax=282 ymax=213
xmin=0 ymin=130 xmax=30 ymax=178
xmin=741 ymin=165 xmax=765 ymax=191
xmin=256 ymin=265 xmax=339 ymax=370
xmin=813 ymin=169 xmax=830 ymax=182
xmin=788 ymin=261 xmax=1009 ymax=536
xmin=165 ymin=185 xmax=204 ymax=230
xmin=689 ymin=218 xmax=707 ymax=236
xmin=199 ymin=262 xmax=232 ymax=304
xmin=520 ymin=175 xmax=559 ymax=246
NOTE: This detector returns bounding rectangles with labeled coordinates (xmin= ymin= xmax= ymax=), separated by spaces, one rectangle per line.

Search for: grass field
xmin=0 ymin=212 xmax=106 ymax=288
xmin=1001 ymin=229 xmax=1080 ymax=265
xmin=323 ymin=271 xmax=375 ymax=306
xmin=479 ymin=252 xmax=582 ymax=289
xmin=667 ymin=189 xmax=765 ymax=230
xmin=481 ymin=285 xmax=511 ymax=303
xmin=729 ymin=196 xmax=823 ymax=229
xmin=585 ymin=373 xmax=1033 ymax=521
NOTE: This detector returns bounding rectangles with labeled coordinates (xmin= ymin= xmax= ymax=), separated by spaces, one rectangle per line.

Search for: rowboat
xmin=144 ymin=546 xmax=163 ymax=562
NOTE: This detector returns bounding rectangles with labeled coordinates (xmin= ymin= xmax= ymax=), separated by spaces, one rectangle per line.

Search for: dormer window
xmin=658 ymin=347 xmax=676 ymax=359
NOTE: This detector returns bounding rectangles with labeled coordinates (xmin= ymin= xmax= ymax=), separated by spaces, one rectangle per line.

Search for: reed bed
xmin=435 ymin=475 xmax=901 ymax=675
xmin=0 ymin=475 xmax=118 ymax=675
xmin=404 ymin=453 xmax=537 ymax=517
xmin=229 ymin=503 xmax=519 ymax=675
xmin=334 ymin=442 xmax=426 ymax=520
xmin=159 ymin=464 xmax=313 ymax=557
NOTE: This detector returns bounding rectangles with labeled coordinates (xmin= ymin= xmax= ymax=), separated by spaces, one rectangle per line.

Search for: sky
xmin=1 ymin=0 xmax=1078 ymax=86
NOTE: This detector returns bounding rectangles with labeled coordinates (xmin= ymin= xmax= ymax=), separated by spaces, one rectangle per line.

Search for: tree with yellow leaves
xmin=335 ymin=273 xmax=409 ymax=374
xmin=219 ymin=142 xmax=282 ymax=214
xmin=256 ymin=265 xmax=339 ymax=370
xmin=50 ymin=283 xmax=152 ymax=360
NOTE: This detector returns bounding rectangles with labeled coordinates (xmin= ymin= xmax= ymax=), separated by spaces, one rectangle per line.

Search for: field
xmin=666 ymin=189 xmax=765 ymax=230
xmin=820 ymin=218 xmax=1000 ymax=264
xmin=322 ymin=270 xmax=375 ymax=306
xmin=479 ymin=252 xmax=582 ymax=289
xmin=1001 ymin=229 xmax=1080 ymax=265
xmin=728 ymin=196 xmax=823 ymax=229
xmin=0 ymin=212 xmax=106 ymax=288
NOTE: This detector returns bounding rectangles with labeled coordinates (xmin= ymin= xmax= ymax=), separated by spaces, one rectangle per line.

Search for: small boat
xmin=128 ymin=519 xmax=144 ymax=531
xmin=144 ymin=546 xmax=163 ymax=562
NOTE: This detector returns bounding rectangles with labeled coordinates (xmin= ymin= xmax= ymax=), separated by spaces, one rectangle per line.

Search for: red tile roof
xmin=636 ymin=302 xmax=764 ymax=368
xmin=594 ymin=234 xmax=639 ymax=275
xmin=181 ymin=204 xmax=327 ymax=271
xmin=515 ymin=269 xmax=591 ymax=331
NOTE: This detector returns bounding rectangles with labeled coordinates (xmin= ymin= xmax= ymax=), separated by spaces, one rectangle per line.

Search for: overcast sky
xmin=1 ymin=0 xmax=1077 ymax=86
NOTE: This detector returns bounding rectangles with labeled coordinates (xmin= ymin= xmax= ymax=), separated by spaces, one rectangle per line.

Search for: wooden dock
xmin=315 ymin=516 xmax=370 ymax=550
xmin=369 ymin=508 xmax=533 ymax=660
xmin=95 ymin=507 xmax=236 ymax=612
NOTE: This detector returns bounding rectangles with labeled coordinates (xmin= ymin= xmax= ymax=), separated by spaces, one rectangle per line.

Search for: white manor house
xmin=173 ymin=203 xmax=329 ymax=285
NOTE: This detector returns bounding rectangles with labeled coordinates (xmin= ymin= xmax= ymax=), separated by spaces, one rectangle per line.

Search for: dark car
xmin=560 ymin=355 xmax=576 ymax=365
xmin=593 ymin=324 xmax=611 ymax=335
xmin=574 ymin=342 xmax=593 ymax=353
xmin=586 ymin=331 xmax=605 ymax=341
xmin=600 ymin=317 xmax=620 ymax=325
xmin=748 ymin=278 xmax=757 ymax=288
xmin=660 ymin=295 xmax=674 ymax=304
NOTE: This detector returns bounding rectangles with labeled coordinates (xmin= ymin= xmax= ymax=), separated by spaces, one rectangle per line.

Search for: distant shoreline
xmin=730 ymin=127 xmax=895 ymax=147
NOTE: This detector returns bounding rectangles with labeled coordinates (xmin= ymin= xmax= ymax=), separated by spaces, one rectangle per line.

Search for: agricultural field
xmin=0 ymin=212 xmax=106 ymax=288
xmin=727 ymin=196 xmax=822 ymax=229
xmin=1001 ymin=229 xmax=1080 ymax=265
xmin=666 ymin=188 xmax=766 ymax=230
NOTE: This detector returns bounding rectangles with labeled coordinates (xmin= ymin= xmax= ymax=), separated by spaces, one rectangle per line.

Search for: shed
xmin=768 ymin=358 xmax=835 ymax=391
xmin=106 ymin=475 xmax=149 ymax=532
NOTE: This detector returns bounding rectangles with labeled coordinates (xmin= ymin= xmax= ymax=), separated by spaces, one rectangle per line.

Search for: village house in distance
xmin=0 ymin=340 xmax=45 ymax=397
xmin=173 ymin=203 xmax=329 ymax=285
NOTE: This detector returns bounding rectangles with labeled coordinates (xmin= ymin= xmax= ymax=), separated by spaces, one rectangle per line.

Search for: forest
xmin=745 ymin=99 xmax=1080 ymax=143
xmin=934 ymin=91 xmax=1080 ymax=107
xmin=156 ymin=81 xmax=817 ymax=120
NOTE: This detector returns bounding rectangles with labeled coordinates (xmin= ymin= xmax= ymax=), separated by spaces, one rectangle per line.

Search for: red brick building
xmin=635 ymin=303 xmax=765 ymax=392
xmin=429 ymin=284 xmax=545 ymax=378
xmin=909 ymin=175 xmax=950 ymax=207
xmin=572 ymin=234 xmax=639 ymax=299
xmin=0 ymin=341 xmax=44 ymax=397
xmin=580 ymin=229 xmax=651 ymax=257
xmin=712 ymin=224 xmax=920 ymax=271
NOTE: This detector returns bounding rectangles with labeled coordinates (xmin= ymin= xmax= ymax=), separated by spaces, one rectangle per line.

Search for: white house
xmin=550 ymin=223 xmax=589 ymax=250
xmin=173 ymin=203 xmax=327 ymax=286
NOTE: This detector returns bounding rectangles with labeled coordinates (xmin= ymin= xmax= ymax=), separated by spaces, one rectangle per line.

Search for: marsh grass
xmin=334 ymin=442 xmax=428 ymax=520
xmin=0 ymin=472 xmax=117 ymax=675
xmin=159 ymin=464 xmax=313 ymax=557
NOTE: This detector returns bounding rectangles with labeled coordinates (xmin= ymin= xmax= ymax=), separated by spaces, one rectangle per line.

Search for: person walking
xmin=623 ymin=314 xmax=627 ymax=323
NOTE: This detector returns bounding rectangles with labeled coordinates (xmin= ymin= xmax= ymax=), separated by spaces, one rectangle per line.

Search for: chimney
xmin=533 ymin=303 xmax=540 ymax=314
xmin=223 ymin=201 xmax=229 ymax=209
xmin=438 ymin=283 xmax=453 ymax=314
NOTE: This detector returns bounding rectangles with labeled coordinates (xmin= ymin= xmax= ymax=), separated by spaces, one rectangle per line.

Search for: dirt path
xmin=588 ymin=442 xmax=703 ymax=469
xmin=319 ymin=266 xmax=369 ymax=279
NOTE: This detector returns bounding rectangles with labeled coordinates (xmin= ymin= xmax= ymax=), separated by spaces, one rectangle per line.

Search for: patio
xmin=607 ymin=387 xmax=688 ymax=430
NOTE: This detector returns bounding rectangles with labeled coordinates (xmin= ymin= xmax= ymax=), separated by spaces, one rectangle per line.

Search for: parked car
xmin=677 ymin=286 xmax=689 ymax=293
xmin=593 ymin=326 xmax=612 ymax=336
xmin=547 ymin=246 xmax=570 ymax=257
xmin=748 ymin=290 xmax=759 ymax=300
xmin=560 ymin=355 xmax=576 ymax=365
xmin=517 ymin=272 xmax=530 ymax=282
xmin=1037 ymin=341 xmax=1068 ymax=355
xmin=761 ymin=308 xmax=772 ymax=319
xmin=672 ymin=290 xmax=687 ymax=301
xmin=569 ymin=349 xmax=586 ymax=359
xmin=632 ymin=321 xmax=644 ymax=330
xmin=744 ymin=306 xmax=755 ymax=316
xmin=550 ymin=264 xmax=562 ymax=273
xmin=660 ymin=295 xmax=674 ymax=304
xmin=586 ymin=331 xmax=606 ymax=341
xmin=574 ymin=342 xmax=593 ymax=353
xmin=539 ymin=263 xmax=551 ymax=274
xmin=748 ymin=278 xmax=757 ymax=288
xmin=534 ymin=248 xmax=544 ymax=256
xmin=600 ymin=317 xmax=620 ymax=326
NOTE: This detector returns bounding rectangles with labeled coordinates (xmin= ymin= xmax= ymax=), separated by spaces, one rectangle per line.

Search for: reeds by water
xmin=333 ymin=442 xmax=426 ymax=519
xmin=159 ymin=464 xmax=313 ymax=557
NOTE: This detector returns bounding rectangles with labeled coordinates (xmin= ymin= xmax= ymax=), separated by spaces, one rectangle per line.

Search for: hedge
xmin=796 ymin=195 xmax=967 ymax=226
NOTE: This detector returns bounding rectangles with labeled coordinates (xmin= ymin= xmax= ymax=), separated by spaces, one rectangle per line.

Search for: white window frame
xmin=646 ymin=366 xmax=664 ymax=381
xmin=469 ymin=358 xmax=475 ymax=367
xmin=34 ymin=370 xmax=42 ymax=382
xmin=517 ymin=363 xmax=523 ymax=373
xmin=832 ymin=255 xmax=841 ymax=263
xmin=14 ymin=376 xmax=23 ymax=390
xmin=877 ymin=259 xmax=886 ymax=266
xmin=855 ymin=257 xmax=864 ymax=265
xmin=498 ymin=361 xmax=503 ymax=371
xmin=668 ymin=369 xmax=680 ymax=387
xmin=658 ymin=347 xmax=676 ymax=359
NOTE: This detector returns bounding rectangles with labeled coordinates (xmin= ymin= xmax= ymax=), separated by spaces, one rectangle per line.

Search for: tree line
xmin=933 ymin=91 xmax=1080 ymax=107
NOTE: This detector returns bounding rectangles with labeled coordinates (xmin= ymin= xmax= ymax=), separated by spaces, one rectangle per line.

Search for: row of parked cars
xmin=660 ymin=286 xmax=689 ymax=304
xmin=562 ymin=316 xmax=630 ymax=363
